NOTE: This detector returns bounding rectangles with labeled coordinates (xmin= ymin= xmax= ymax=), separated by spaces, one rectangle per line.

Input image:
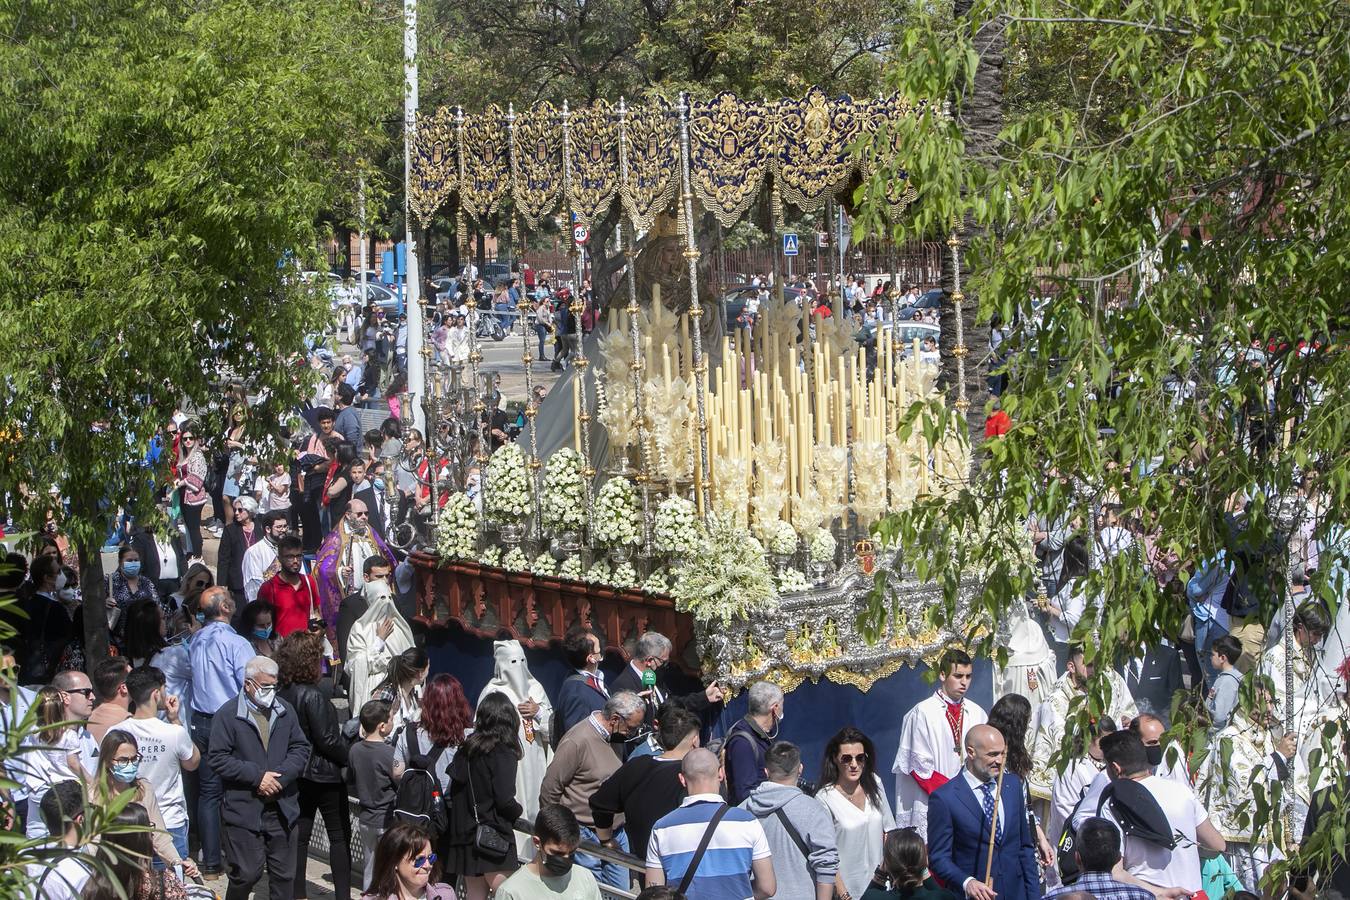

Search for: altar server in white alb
xmin=479 ymin=640 xmax=554 ymax=829
xmin=891 ymin=648 xmax=987 ymax=838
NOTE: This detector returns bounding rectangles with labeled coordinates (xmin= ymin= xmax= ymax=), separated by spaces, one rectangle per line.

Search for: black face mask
xmin=541 ymin=851 xmax=574 ymax=877
xmin=1146 ymin=745 xmax=1164 ymax=768
xmin=608 ymin=728 xmax=630 ymax=745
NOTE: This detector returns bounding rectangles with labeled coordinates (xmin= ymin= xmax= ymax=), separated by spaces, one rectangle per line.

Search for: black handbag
xmin=467 ymin=763 xmax=512 ymax=861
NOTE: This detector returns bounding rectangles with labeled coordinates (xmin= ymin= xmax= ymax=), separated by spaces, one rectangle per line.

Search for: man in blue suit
xmin=928 ymin=724 xmax=1041 ymax=900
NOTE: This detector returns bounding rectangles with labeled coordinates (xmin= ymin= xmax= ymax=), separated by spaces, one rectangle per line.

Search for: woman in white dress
xmin=817 ymin=726 xmax=896 ymax=900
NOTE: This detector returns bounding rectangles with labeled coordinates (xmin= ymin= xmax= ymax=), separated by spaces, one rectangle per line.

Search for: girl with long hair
xmin=860 ymin=828 xmax=955 ymax=900
xmin=123 ymin=598 xmax=167 ymax=668
xmin=818 ymin=726 xmax=896 ymax=900
xmin=90 ymin=730 xmax=198 ymax=878
xmin=82 ymin=804 xmax=190 ymax=900
xmin=372 ymin=646 xmax=431 ymax=736
xmin=392 ymin=674 xmax=472 ymax=810
xmin=444 ymin=692 xmax=524 ymax=900
xmin=363 ymin=823 xmax=455 ymax=900
xmin=987 ymin=693 xmax=1055 ymax=869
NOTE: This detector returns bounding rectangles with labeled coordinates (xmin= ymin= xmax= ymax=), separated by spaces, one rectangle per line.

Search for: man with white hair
xmin=723 ymin=681 xmax=785 ymax=805
xmin=208 ymin=655 xmax=311 ymax=900
xmin=540 ymin=691 xmax=647 ymax=889
xmin=611 ymin=631 xmax=724 ymax=756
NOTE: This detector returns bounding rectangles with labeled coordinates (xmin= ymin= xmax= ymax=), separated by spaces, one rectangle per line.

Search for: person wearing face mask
xmin=497 ymin=804 xmax=602 ymax=900
xmin=15 ymin=552 xmax=75 ymax=686
xmin=236 ymin=600 xmax=280 ymax=658
xmin=610 ymin=631 xmax=724 ymax=757
xmin=1126 ymin=714 xmax=1191 ymax=788
xmin=207 ymin=655 xmax=312 ymax=900
xmin=353 ymin=457 xmax=392 ymax=541
xmin=1029 ymin=645 xmax=1138 ymax=802
xmin=188 ymin=587 xmax=256 ymax=877
xmin=1047 ymin=717 xmax=1118 ymax=847
xmin=539 ymin=691 xmax=647 ymax=890
xmin=90 ymin=729 xmax=198 ymax=877
xmin=258 ymin=534 xmax=321 ymax=639
xmin=242 ymin=511 xmax=291 ymax=603
xmin=723 ymin=681 xmax=785 ymax=805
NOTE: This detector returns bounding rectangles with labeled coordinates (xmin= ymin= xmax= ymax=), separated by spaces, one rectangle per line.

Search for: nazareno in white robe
xmin=346 ymin=581 xmax=414 ymax=711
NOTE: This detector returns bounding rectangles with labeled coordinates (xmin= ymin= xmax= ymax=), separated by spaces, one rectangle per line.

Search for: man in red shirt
xmin=257 ymin=534 xmax=319 ymax=637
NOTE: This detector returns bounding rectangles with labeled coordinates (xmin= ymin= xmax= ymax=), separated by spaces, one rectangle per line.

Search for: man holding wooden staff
xmin=928 ymin=724 xmax=1042 ymax=900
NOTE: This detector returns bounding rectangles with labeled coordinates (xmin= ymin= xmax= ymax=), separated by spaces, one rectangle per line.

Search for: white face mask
xmin=58 ymin=588 xmax=78 ymax=602
xmin=54 ymin=571 xmax=68 ymax=591
xmin=250 ymin=685 xmax=276 ymax=711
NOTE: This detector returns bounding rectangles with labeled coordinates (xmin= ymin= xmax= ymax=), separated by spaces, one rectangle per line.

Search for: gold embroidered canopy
xmin=408 ymin=91 xmax=926 ymax=230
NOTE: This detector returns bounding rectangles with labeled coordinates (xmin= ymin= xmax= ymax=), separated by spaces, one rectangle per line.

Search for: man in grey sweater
xmin=741 ymin=741 xmax=839 ymax=900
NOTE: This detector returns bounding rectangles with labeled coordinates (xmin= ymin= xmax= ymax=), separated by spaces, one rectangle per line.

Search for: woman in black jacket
xmin=444 ymin=691 xmax=523 ymax=900
xmin=277 ymin=631 xmax=353 ymax=900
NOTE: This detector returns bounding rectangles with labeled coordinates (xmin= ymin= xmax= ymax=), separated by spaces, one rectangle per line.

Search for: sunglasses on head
xmin=837 ymin=752 xmax=867 ymax=766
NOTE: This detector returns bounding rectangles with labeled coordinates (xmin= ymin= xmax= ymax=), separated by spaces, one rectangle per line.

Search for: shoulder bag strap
xmin=466 ymin=758 xmax=484 ymax=824
xmin=771 ymin=807 xmax=812 ymax=859
xmin=677 ymin=803 xmax=731 ymax=896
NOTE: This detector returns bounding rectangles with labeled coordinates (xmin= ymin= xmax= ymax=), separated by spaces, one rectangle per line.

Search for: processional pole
xmin=676 ymin=93 xmax=713 ymax=521
xmin=401 ymin=0 xmax=425 ymax=432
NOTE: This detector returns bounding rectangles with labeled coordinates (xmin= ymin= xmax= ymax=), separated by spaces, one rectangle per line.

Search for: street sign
xmin=782 ymin=233 xmax=799 ymax=256
xmin=573 ymin=223 xmax=590 ymax=246
xmin=817 ymin=231 xmax=830 ymax=248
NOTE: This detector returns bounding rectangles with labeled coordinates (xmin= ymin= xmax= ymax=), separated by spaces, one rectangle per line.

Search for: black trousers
xmin=223 ymin=806 xmax=297 ymax=900
xmin=294 ymin=779 xmax=352 ymax=900
xmin=179 ymin=493 xmax=205 ymax=557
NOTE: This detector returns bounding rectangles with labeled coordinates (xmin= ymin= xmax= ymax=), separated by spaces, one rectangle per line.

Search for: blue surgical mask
xmin=373 ymin=477 xmax=386 ymax=491
xmin=111 ymin=762 xmax=140 ymax=782
xmin=253 ymin=627 xmax=273 ymax=641
xmin=122 ymin=561 xmax=142 ymax=577
xmin=195 ymin=612 xmax=206 ymax=624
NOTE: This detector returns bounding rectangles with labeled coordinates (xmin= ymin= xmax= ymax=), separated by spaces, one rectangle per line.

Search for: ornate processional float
xmin=399 ymin=89 xmax=999 ymax=692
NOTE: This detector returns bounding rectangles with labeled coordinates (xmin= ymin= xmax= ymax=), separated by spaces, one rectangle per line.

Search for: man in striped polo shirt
xmin=645 ymin=748 xmax=776 ymax=900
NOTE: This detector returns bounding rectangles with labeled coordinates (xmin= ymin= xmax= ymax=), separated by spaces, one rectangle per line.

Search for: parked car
xmin=721 ymin=284 xmax=812 ymax=329
xmin=893 ymin=322 xmax=941 ymax=357
xmin=896 ymin=288 xmax=944 ymax=321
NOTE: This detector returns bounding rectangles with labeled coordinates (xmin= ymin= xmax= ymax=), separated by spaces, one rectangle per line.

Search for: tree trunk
xmin=939 ymin=0 xmax=1004 ymax=449
xmin=74 ymin=506 xmax=110 ymax=663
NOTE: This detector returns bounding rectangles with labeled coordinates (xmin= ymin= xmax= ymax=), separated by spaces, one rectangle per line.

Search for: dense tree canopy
xmin=857 ymin=0 xmax=1350 ymax=876
xmin=0 ymin=0 xmax=399 ymax=657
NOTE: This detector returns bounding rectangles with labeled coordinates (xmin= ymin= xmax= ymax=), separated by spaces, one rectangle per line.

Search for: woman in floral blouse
xmin=175 ymin=422 xmax=210 ymax=563
xmin=109 ymin=545 xmax=160 ymax=651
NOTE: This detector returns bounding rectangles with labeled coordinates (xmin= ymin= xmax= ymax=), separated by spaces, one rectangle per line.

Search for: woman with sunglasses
xmin=90 ymin=729 xmax=200 ymax=879
xmin=217 ymin=494 xmax=261 ymax=604
xmin=364 ymin=823 xmax=455 ymax=900
xmin=818 ymin=726 xmax=895 ymax=900
xmin=167 ymin=562 xmax=214 ymax=614
xmin=278 ymin=631 xmax=354 ymax=900
xmin=174 ymin=422 xmax=210 ymax=563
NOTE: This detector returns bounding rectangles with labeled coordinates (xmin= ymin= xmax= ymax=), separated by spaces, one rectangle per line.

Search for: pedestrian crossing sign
xmin=783 ymin=233 xmax=799 ymax=256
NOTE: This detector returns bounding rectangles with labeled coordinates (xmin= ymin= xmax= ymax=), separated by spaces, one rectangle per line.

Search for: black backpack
xmin=391 ymin=723 xmax=450 ymax=837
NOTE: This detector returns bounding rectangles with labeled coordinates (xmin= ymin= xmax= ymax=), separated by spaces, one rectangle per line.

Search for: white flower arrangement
xmin=479 ymin=545 xmax=502 ymax=567
xmin=592 ymin=476 xmax=641 ymax=547
xmin=435 ymin=493 xmax=479 ymax=560
xmin=611 ymin=561 xmax=638 ymax=589
xmin=485 ymin=443 xmax=531 ymax=523
xmin=776 ymin=567 xmax=811 ymax=593
xmin=808 ymin=527 xmax=837 ymax=564
xmin=670 ymin=513 xmax=777 ymax=627
xmin=653 ymin=496 xmax=702 ymax=556
xmin=502 ymin=546 xmax=529 ymax=572
xmin=585 ymin=560 xmax=612 ymax=585
xmin=558 ymin=555 xmax=584 ymax=581
xmin=643 ymin=568 xmax=672 ymax=594
xmin=763 ymin=519 xmax=798 ymax=556
xmin=541 ymin=448 xmax=588 ymax=533
xmin=532 ymin=552 xmax=558 ymax=576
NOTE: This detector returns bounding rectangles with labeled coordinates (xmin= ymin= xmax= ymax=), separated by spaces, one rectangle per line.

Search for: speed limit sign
xmin=573 ymin=223 xmax=590 ymax=246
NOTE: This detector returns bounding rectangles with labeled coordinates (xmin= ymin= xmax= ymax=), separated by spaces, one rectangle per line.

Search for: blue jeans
xmin=153 ymin=824 xmax=190 ymax=870
xmin=191 ymin=712 xmax=223 ymax=868
xmin=577 ymin=825 xmax=630 ymax=890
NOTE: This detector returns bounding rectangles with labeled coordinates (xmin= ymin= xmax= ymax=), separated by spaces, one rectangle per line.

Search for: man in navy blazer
xmin=928 ymin=724 xmax=1041 ymax=900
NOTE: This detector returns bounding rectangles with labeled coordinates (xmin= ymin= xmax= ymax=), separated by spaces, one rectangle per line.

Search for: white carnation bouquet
xmin=532 ymin=552 xmax=558 ymax=576
xmin=776 ymin=567 xmax=811 ymax=593
xmin=585 ymin=560 xmax=613 ymax=585
xmin=592 ymin=476 xmax=640 ymax=547
xmin=643 ymin=568 xmax=672 ymax=594
xmin=611 ymin=561 xmax=638 ymax=589
xmin=502 ymin=546 xmax=529 ymax=571
xmin=558 ymin=555 xmax=584 ymax=581
xmin=763 ymin=519 xmax=798 ymax=556
xmin=478 ymin=545 xmax=502 ymax=567
xmin=808 ymin=527 xmax=837 ymax=564
xmin=435 ymin=493 xmax=479 ymax=560
xmin=653 ymin=496 xmax=702 ymax=556
xmin=485 ymin=443 xmax=531 ymax=523
xmin=541 ymin=448 xmax=588 ymax=533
